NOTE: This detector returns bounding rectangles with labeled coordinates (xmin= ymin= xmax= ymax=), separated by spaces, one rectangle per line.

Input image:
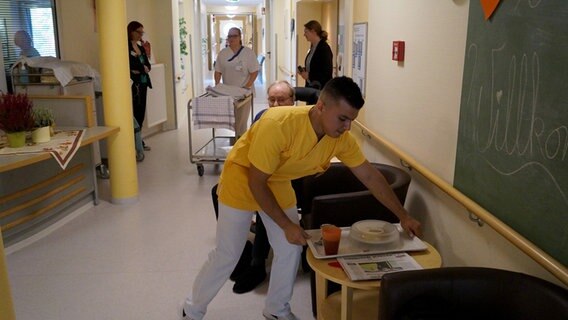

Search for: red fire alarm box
xmin=392 ymin=41 xmax=405 ymax=61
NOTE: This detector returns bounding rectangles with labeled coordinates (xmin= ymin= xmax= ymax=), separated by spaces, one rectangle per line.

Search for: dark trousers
xmin=294 ymin=87 xmax=320 ymax=105
xmin=132 ymin=83 xmax=148 ymax=128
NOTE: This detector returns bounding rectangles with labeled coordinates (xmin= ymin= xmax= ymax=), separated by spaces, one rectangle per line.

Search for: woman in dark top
xmin=298 ymin=20 xmax=333 ymax=104
xmin=127 ymin=21 xmax=152 ymax=151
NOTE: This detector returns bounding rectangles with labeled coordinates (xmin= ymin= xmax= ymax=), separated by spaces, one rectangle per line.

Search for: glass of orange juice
xmin=321 ymin=224 xmax=342 ymax=255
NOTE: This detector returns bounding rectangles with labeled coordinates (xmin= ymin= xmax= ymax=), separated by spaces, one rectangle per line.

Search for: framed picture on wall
xmin=352 ymin=23 xmax=368 ymax=96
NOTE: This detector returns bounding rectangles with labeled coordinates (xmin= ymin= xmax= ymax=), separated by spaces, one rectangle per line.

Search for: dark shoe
xmin=232 ymin=265 xmax=267 ymax=294
xmin=230 ymin=240 xmax=253 ymax=281
xmin=143 ymin=144 xmax=151 ymax=151
xmin=262 ymin=311 xmax=299 ymax=320
xmin=181 ymin=307 xmax=195 ymax=320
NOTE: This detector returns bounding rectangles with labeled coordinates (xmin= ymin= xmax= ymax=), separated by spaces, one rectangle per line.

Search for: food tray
xmin=306 ymin=224 xmax=427 ymax=259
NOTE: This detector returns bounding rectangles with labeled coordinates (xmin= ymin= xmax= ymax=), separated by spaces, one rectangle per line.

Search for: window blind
xmin=0 ymin=0 xmax=59 ymax=90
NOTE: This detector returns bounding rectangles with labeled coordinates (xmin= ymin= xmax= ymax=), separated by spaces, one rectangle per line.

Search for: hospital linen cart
xmin=188 ymin=92 xmax=252 ymax=176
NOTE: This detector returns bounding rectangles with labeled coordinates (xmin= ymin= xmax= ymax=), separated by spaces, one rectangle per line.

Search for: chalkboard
xmin=454 ymin=1 xmax=568 ymax=266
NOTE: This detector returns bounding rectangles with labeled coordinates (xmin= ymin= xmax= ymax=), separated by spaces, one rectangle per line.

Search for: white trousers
xmin=234 ymin=99 xmax=251 ymax=137
xmin=185 ymin=203 xmax=302 ymax=320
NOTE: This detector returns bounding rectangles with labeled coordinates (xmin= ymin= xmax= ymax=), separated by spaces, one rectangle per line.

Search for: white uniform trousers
xmin=234 ymin=98 xmax=252 ymax=137
xmin=184 ymin=203 xmax=302 ymax=319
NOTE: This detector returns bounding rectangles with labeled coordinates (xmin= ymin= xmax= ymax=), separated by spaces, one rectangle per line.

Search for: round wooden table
xmin=307 ymin=242 xmax=442 ymax=320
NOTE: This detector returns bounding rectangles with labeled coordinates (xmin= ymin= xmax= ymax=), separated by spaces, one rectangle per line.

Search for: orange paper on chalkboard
xmin=481 ymin=0 xmax=500 ymax=20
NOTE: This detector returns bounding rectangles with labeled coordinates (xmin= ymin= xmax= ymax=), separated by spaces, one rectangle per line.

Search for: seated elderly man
xmin=254 ymin=80 xmax=296 ymax=121
xmin=212 ymin=80 xmax=295 ymax=294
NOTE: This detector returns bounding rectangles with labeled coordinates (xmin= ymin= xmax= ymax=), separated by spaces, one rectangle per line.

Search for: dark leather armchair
xmin=300 ymin=162 xmax=411 ymax=230
xmin=294 ymin=87 xmax=320 ymax=104
xmin=379 ymin=267 xmax=568 ymax=320
xmin=297 ymin=162 xmax=412 ymax=316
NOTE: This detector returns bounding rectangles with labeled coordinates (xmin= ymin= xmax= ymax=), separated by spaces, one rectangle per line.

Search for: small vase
xmin=6 ymin=131 xmax=26 ymax=148
xmin=32 ymin=126 xmax=51 ymax=143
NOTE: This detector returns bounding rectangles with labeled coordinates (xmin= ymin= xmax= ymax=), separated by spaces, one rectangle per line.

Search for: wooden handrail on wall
xmin=354 ymin=120 xmax=568 ymax=285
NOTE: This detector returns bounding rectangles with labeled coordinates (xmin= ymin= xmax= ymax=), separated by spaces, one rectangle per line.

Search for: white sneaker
xmin=262 ymin=311 xmax=300 ymax=320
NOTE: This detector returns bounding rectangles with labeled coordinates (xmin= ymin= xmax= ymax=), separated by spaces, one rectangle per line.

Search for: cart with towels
xmin=188 ymin=84 xmax=252 ymax=176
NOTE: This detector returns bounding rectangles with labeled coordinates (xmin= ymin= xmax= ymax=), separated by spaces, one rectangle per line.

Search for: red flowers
xmin=0 ymin=93 xmax=35 ymax=133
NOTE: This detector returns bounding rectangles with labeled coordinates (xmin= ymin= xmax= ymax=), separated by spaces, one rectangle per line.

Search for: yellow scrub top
xmin=218 ymin=106 xmax=365 ymax=211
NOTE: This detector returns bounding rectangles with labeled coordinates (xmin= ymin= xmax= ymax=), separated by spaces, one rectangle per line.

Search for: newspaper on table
xmin=337 ymin=252 xmax=423 ymax=281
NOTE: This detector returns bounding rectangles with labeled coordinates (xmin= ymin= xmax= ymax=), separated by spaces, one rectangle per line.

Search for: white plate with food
xmin=349 ymin=220 xmax=399 ymax=244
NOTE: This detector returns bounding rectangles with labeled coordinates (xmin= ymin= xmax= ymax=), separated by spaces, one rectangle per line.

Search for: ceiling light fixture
xmin=225 ymin=0 xmax=239 ymax=3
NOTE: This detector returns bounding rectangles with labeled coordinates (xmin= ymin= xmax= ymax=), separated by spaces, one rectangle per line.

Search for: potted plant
xmin=31 ymin=107 xmax=55 ymax=143
xmin=0 ymin=93 xmax=35 ymax=148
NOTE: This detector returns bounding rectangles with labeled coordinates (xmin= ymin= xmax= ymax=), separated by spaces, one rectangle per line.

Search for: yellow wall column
xmin=96 ymin=0 xmax=139 ymax=204
xmin=0 ymin=231 xmax=15 ymax=320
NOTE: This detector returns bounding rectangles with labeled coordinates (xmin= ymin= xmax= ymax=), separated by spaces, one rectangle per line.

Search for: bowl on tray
xmin=349 ymin=220 xmax=399 ymax=245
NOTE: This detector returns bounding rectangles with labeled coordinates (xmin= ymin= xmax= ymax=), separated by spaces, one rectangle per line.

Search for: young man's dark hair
xmin=319 ymin=76 xmax=365 ymax=110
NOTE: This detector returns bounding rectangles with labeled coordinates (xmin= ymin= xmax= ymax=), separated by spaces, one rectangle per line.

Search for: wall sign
xmin=352 ymin=23 xmax=367 ymax=96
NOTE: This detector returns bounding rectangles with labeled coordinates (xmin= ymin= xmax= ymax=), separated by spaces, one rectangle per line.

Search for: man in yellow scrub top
xmin=182 ymin=76 xmax=422 ymax=320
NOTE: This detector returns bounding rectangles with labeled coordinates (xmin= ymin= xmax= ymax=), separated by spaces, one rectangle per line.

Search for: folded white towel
xmin=192 ymin=96 xmax=235 ymax=130
xmin=206 ymin=83 xmax=251 ymax=100
xmin=13 ymin=56 xmax=101 ymax=90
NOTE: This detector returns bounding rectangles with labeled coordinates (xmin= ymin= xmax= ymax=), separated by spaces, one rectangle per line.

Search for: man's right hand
xmin=248 ymin=164 xmax=311 ymax=246
xmin=283 ymin=223 xmax=310 ymax=245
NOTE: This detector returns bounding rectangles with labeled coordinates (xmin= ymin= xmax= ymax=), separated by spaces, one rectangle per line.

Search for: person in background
xmin=182 ymin=77 xmax=422 ymax=320
xmin=211 ymin=80 xmax=295 ymax=295
xmin=253 ymin=80 xmax=295 ymax=122
xmin=127 ymin=20 xmax=152 ymax=151
xmin=297 ymin=20 xmax=333 ymax=104
xmin=13 ymin=30 xmax=41 ymax=84
xmin=214 ymin=27 xmax=259 ymax=138
xmin=14 ymin=30 xmax=40 ymax=57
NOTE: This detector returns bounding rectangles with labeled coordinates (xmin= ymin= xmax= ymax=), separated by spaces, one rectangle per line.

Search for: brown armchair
xmin=297 ymin=162 xmax=412 ymax=317
xmin=378 ymin=267 xmax=568 ymax=320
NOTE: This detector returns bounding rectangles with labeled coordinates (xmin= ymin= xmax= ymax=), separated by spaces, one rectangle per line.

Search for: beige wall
xmin=56 ymin=0 xmax=176 ymax=130
xmin=353 ymin=0 xmax=368 ymax=23
xmin=206 ymin=5 xmax=256 ymax=14
xmin=272 ymin=0 xmax=294 ymax=82
xmin=322 ymin=1 xmax=338 ymax=76
xmin=56 ymin=0 xmax=100 ymax=69
xmin=358 ymin=0 xmax=564 ymax=286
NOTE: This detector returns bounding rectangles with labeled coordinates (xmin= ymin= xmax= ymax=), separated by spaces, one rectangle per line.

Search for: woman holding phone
xmin=297 ymin=20 xmax=333 ymax=104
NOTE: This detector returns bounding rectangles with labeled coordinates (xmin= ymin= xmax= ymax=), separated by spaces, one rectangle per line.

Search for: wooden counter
xmin=0 ymin=126 xmax=118 ymax=246
xmin=0 ymin=126 xmax=118 ymax=173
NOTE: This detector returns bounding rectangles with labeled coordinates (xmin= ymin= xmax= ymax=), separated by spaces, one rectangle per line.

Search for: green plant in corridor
xmin=32 ymin=107 xmax=55 ymax=128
